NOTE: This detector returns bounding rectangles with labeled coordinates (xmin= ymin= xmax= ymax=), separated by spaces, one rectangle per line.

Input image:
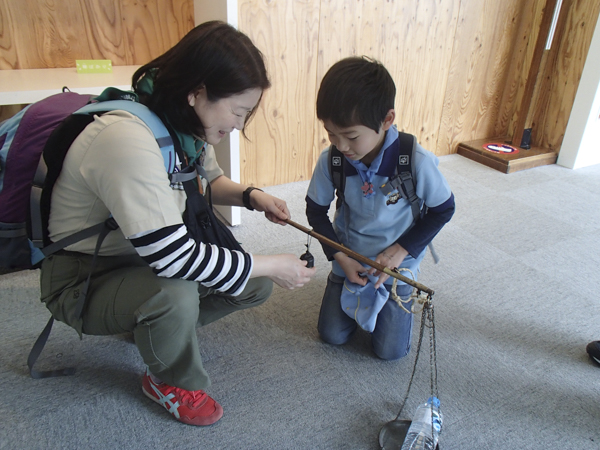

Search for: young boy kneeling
xmin=306 ymin=57 xmax=455 ymax=360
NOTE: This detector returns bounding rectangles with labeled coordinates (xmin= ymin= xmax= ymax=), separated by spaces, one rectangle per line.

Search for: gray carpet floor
xmin=1 ymin=154 xmax=599 ymax=450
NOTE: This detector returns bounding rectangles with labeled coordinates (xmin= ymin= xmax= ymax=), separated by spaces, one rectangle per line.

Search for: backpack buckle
xmin=104 ymin=217 xmax=119 ymax=230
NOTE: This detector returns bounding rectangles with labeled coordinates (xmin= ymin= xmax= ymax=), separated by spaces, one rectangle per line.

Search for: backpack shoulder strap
xmin=396 ymin=132 xmax=420 ymax=222
xmin=74 ymin=100 xmax=177 ymax=174
xmin=396 ymin=132 xmax=440 ymax=263
xmin=38 ymin=114 xmax=96 ymax=247
xmin=328 ymin=145 xmax=345 ymax=209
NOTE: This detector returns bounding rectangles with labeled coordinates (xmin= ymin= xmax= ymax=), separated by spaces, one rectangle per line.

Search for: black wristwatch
xmin=243 ymin=186 xmax=263 ymax=211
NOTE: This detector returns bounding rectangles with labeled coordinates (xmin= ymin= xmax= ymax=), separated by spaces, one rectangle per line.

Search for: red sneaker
xmin=142 ymin=369 xmax=223 ymax=426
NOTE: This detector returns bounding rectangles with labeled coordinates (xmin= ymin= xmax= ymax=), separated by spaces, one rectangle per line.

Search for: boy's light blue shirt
xmin=306 ymin=125 xmax=451 ymax=284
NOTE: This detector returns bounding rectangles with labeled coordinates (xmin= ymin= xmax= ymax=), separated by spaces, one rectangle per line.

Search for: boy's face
xmin=322 ymin=110 xmax=395 ymax=165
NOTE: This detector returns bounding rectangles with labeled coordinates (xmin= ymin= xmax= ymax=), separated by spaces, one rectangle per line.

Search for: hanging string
xmin=392 ymin=299 xmax=438 ymax=420
xmin=389 ymin=268 xmax=430 ymax=314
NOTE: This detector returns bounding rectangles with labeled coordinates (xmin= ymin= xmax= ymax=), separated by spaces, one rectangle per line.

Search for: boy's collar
xmin=343 ymin=126 xmax=401 ymax=177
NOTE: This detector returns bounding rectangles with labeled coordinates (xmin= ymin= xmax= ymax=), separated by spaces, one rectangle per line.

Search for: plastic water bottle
xmin=400 ymin=396 xmax=443 ymax=450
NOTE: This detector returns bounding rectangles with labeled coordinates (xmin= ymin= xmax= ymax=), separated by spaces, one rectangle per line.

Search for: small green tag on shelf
xmin=76 ymin=60 xmax=113 ymax=73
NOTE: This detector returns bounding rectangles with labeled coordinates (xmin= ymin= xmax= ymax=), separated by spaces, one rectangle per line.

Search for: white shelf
xmin=0 ymin=65 xmax=141 ymax=105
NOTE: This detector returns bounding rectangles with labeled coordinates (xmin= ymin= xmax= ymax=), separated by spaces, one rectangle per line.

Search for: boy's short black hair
xmin=316 ymin=56 xmax=395 ymax=133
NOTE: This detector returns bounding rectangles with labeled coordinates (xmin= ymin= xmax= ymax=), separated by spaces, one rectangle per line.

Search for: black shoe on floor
xmin=586 ymin=341 xmax=600 ymax=365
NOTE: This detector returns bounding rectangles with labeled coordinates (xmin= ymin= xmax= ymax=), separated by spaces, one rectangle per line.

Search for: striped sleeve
xmin=129 ymin=224 xmax=252 ymax=296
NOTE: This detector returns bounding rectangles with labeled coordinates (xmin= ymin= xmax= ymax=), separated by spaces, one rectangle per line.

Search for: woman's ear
xmin=381 ymin=109 xmax=396 ymax=131
xmin=188 ymin=86 xmax=207 ymax=107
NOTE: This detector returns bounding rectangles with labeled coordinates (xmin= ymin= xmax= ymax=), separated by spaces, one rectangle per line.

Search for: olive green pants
xmin=40 ymin=252 xmax=272 ymax=391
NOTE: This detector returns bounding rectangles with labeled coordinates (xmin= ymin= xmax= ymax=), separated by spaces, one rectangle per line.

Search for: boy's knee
xmin=317 ymin=321 xmax=355 ymax=346
xmin=318 ymin=330 xmax=351 ymax=346
xmin=373 ymin=345 xmax=410 ymax=361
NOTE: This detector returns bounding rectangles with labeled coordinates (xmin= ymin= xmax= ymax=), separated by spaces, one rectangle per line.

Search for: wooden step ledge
xmin=456 ymin=137 xmax=558 ymax=174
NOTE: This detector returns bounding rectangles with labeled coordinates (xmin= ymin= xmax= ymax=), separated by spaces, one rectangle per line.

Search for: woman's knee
xmin=251 ymin=277 xmax=273 ymax=304
xmin=138 ymin=278 xmax=200 ymax=324
xmin=236 ymin=277 xmax=273 ymax=307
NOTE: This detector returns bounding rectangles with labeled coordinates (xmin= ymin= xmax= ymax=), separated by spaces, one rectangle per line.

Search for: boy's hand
xmin=334 ymin=253 xmax=368 ymax=286
xmin=368 ymin=244 xmax=408 ymax=289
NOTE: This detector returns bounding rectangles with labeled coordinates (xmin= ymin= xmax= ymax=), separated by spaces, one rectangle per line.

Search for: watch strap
xmin=243 ymin=186 xmax=263 ymax=211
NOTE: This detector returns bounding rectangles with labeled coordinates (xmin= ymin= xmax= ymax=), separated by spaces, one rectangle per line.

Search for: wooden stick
xmin=285 ymin=219 xmax=434 ymax=295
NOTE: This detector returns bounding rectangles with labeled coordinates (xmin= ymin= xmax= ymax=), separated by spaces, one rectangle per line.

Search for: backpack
xmin=328 ymin=131 xmax=439 ymax=263
xmin=0 ymin=89 xmax=175 ymax=270
xmin=0 ymin=88 xmax=242 ymax=377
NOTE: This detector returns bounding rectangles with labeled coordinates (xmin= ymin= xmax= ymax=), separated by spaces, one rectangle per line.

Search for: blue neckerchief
xmin=347 ymin=126 xmax=398 ymax=198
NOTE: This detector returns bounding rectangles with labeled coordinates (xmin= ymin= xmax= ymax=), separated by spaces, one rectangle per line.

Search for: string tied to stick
xmin=390 ymin=267 xmax=433 ymax=315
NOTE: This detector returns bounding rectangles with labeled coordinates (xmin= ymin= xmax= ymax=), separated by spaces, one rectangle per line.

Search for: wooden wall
xmin=238 ymin=0 xmax=599 ymax=186
xmin=0 ymin=0 xmax=194 ymax=119
xmin=0 ymin=0 xmax=194 ymax=69
xmin=529 ymin=0 xmax=600 ymax=151
xmin=1 ymin=0 xmax=598 ymax=187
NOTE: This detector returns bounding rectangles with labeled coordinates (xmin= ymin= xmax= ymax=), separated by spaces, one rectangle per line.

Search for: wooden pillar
xmin=456 ymin=0 xmax=563 ymax=173
xmin=511 ymin=0 xmax=561 ymax=148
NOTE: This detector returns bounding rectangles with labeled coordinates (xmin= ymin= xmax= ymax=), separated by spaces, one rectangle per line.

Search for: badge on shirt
xmin=380 ymin=178 xmax=402 ymax=205
xmin=362 ymin=181 xmax=374 ymax=197
xmin=386 ymin=192 xmax=401 ymax=205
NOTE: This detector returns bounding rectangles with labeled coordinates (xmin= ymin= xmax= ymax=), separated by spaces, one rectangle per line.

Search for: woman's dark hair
xmin=132 ymin=21 xmax=270 ymax=138
xmin=316 ymin=56 xmax=395 ymax=132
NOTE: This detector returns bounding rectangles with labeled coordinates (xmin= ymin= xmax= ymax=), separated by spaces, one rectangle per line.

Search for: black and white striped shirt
xmin=130 ymin=224 xmax=252 ymax=296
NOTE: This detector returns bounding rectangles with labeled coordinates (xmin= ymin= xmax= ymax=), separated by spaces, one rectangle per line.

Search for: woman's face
xmin=188 ymin=87 xmax=262 ymax=145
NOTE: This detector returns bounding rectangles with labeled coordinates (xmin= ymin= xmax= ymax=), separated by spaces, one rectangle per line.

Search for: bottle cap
xmin=427 ymin=396 xmax=441 ymax=408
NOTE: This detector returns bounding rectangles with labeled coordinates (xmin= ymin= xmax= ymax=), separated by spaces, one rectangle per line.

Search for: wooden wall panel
xmin=1 ymin=0 xmax=597 ymax=186
xmin=237 ymin=0 xmax=321 ymax=187
xmin=317 ymin=0 xmax=460 ymax=157
xmin=0 ymin=0 xmax=116 ymax=69
xmin=240 ymin=0 xmax=462 ymax=187
xmin=530 ymin=0 xmax=600 ymax=151
xmin=0 ymin=1 xmax=20 ymax=69
xmin=436 ymin=0 xmax=529 ymax=155
xmin=0 ymin=0 xmax=193 ymax=70
xmin=78 ymin=0 xmax=129 ymax=66
xmin=121 ymin=0 xmax=195 ymax=65
xmin=499 ymin=0 xmax=546 ymax=140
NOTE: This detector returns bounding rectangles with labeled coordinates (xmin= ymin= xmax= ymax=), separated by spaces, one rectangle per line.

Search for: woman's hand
xmin=334 ymin=253 xmax=368 ymax=286
xmin=209 ymin=176 xmax=290 ymax=224
xmin=367 ymin=244 xmax=408 ymax=289
xmin=252 ymin=254 xmax=316 ymax=289
xmin=249 ymin=189 xmax=290 ymax=225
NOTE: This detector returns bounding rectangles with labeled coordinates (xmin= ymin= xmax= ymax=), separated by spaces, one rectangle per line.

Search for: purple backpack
xmin=0 ymin=90 xmax=179 ymax=272
xmin=0 ymin=91 xmax=92 ymax=270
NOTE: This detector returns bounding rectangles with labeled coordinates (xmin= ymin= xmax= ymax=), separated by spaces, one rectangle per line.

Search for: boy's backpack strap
xmin=328 ymin=145 xmax=346 ymax=208
xmin=396 ymin=132 xmax=420 ymax=222
xmin=396 ymin=132 xmax=440 ymax=263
